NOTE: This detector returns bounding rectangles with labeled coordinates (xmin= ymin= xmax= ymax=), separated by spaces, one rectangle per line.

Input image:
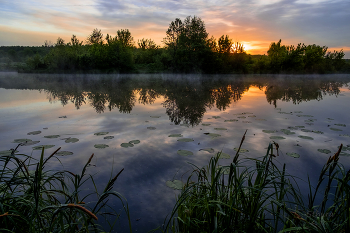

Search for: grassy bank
xmin=162 ymin=133 xmax=350 ymax=232
xmin=0 ymin=145 xmax=132 ymax=232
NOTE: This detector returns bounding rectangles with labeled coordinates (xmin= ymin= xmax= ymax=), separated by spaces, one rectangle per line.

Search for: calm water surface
xmin=1 ymin=73 xmax=350 ymax=232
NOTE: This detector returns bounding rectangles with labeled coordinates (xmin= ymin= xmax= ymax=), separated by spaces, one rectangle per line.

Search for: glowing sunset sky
xmin=0 ymin=0 xmax=349 ymax=57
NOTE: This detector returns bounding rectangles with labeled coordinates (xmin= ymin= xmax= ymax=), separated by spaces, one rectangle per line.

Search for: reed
xmin=162 ymin=137 xmax=350 ymax=233
xmin=0 ymin=146 xmax=131 ymax=233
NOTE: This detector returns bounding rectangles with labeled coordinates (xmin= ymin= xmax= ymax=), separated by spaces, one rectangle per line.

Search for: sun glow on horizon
xmin=240 ymin=41 xmax=267 ymax=55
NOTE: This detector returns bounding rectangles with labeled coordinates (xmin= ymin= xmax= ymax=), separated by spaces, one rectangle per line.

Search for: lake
xmin=1 ymin=72 xmax=350 ymax=232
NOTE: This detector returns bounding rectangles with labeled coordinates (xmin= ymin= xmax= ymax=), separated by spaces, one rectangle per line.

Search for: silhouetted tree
xmin=87 ymin=28 xmax=104 ymax=45
xmin=116 ymin=29 xmax=134 ymax=48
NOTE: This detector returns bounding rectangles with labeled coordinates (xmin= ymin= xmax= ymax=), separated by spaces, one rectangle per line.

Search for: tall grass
xmin=0 ymin=145 xmax=132 ymax=233
xmin=163 ymin=133 xmax=350 ymax=233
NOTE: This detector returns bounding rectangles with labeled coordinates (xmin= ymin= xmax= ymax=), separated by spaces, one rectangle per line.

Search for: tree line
xmin=0 ymin=16 xmax=349 ymax=74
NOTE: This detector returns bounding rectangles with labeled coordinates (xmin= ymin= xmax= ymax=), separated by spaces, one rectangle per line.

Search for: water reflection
xmin=1 ymin=73 xmax=350 ymax=232
xmin=263 ymin=77 xmax=344 ymax=107
xmin=0 ymin=73 xmax=349 ymax=125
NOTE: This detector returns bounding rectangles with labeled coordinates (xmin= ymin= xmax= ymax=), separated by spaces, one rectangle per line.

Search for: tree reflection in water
xmin=0 ymin=74 xmax=348 ymax=125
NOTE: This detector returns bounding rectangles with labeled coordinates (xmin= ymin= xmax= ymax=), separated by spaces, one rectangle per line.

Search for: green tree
xmin=87 ymin=28 xmax=104 ymax=45
xmin=69 ymin=35 xmax=83 ymax=46
xmin=164 ymin=18 xmax=183 ymax=69
xmin=55 ymin=37 xmax=65 ymax=46
xmin=218 ymin=35 xmax=232 ymax=54
xmin=165 ymin=16 xmax=212 ymax=72
xmin=116 ymin=29 xmax=134 ymax=48
xmin=267 ymin=39 xmax=288 ymax=73
xmin=138 ymin=38 xmax=158 ymax=50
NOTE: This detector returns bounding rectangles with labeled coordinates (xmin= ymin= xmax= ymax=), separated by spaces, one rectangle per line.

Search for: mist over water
xmin=1 ymin=73 xmax=350 ymax=231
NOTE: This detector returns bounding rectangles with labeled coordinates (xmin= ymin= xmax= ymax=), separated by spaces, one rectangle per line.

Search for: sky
xmin=0 ymin=0 xmax=349 ymax=57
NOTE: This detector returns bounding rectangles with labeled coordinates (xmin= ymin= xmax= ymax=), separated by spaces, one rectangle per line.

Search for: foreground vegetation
xmin=1 ymin=134 xmax=349 ymax=232
xmin=163 ymin=133 xmax=350 ymax=232
xmin=0 ymin=146 xmax=132 ymax=232
xmin=0 ymin=16 xmax=349 ymax=74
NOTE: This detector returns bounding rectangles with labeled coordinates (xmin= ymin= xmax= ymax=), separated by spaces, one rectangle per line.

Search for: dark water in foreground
xmin=0 ymin=73 xmax=350 ymax=232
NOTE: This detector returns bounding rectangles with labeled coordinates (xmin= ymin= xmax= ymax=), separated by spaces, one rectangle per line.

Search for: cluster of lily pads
xmin=5 ymin=130 xmax=81 ymax=156
xmin=165 ymin=109 xmax=349 ymax=189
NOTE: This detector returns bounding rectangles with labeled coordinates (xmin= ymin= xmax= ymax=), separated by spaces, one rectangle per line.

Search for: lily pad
xmin=294 ymin=111 xmax=303 ymax=113
xmin=269 ymin=136 xmax=286 ymax=140
xmin=339 ymin=134 xmax=350 ymax=137
xmin=168 ymin=134 xmax=183 ymax=137
xmin=177 ymin=138 xmax=194 ymax=142
xmin=327 ymin=118 xmax=334 ymax=120
xmin=334 ymin=124 xmax=346 ymax=127
xmin=214 ymin=128 xmax=227 ymax=130
xmin=150 ymin=116 xmax=161 ymax=118
xmin=216 ymin=152 xmax=230 ymax=159
xmin=212 ymin=116 xmax=221 ymax=119
xmin=305 ymin=119 xmax=316 ymax=123
xmin=224 ymin=119 xmax=238 ymax=122
xmin=330 ymin=128 xmax=342 ymax=131
xmin=298 ymin=136 xmax=314 ymax=140
xmin=317 ymin=149 xmax=331 ymax=154
xmin=305 ymin=123 xmax=314 ymax=126
xmin=278 ymin=111 xmax=292 ymax=114
xmin=204 ymin=133 xmax=221 ymax=139
xmin=301 ymin=129 xmax=312 ymax=132
xmin=27 ymin=131 xmax=41 ymax=135
xmin=340 ymin=145 xmax=350 ymax=151
xmin=287 ymin=127 xmax=298 ymax=130
xmin=295 ymin=126 xmax=305 ymax=128
xmin=177 ymin=150 xmax=193 ymax=156
xmin=44 ymin=135 xmax=60 ymax=139
xmin=33 ymin=145 xmax=55 ymax=150
xmin=0 ymin=150 xmax=18 ymax=155
xmin=241 ymin=112 xmax=254 ymax=115
xmin=94 ymin=144 xmax=109 ymax=149
xmin=56 ymin=151 xmax=74 ymax=156
xmin=94 ymin=132 xmax=109 ymax=136
xmin=281 ymin=129 xmax=295 ymax=135
xmin=199 ymin=148 xmax=215 ymax=153
xmin=312 ymin=130 xmax=324 ymax=134
xmin=166 ymin=180 xmax=183 ymax=190
xmin=202 ymin=123 xmax=211 ymax=126
xmin=65 ymin=138 xmax=79 ymax=143
xmin=242 ymin=121 xmax=251 ymax=123
xmin=147 ymin=127 xmax=156 ymax=130
xmin=12 ymin=139 xmax=32 ymax=143
xmin=104 ymin=136 xmax=114 ymax=139
xmin=263 ymin=130 xmax=278 ymax=133
xmin=58 ymin=116 xmax=67 ymax=118
xmin=233 ymin=148 xmax=249 ymax=153
xmin=20 ymin=141 xmax=40 ymax=146
xmin=248 ymin=115 xmax=256 ymax=117
xmin=297 ymin=115 xmax=314 ymax=117
xmin=286 ymin=152 xmax=300 ymax=158
xmin=340 ymin=152 xmax=350 ymax=156
xmin=237 ymin=116 xmax=246 ymax=118
xmin=121 ymin=143 xmax=134 ymax=148
xmin=129 ymin=140 xmax=140 ymax=144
